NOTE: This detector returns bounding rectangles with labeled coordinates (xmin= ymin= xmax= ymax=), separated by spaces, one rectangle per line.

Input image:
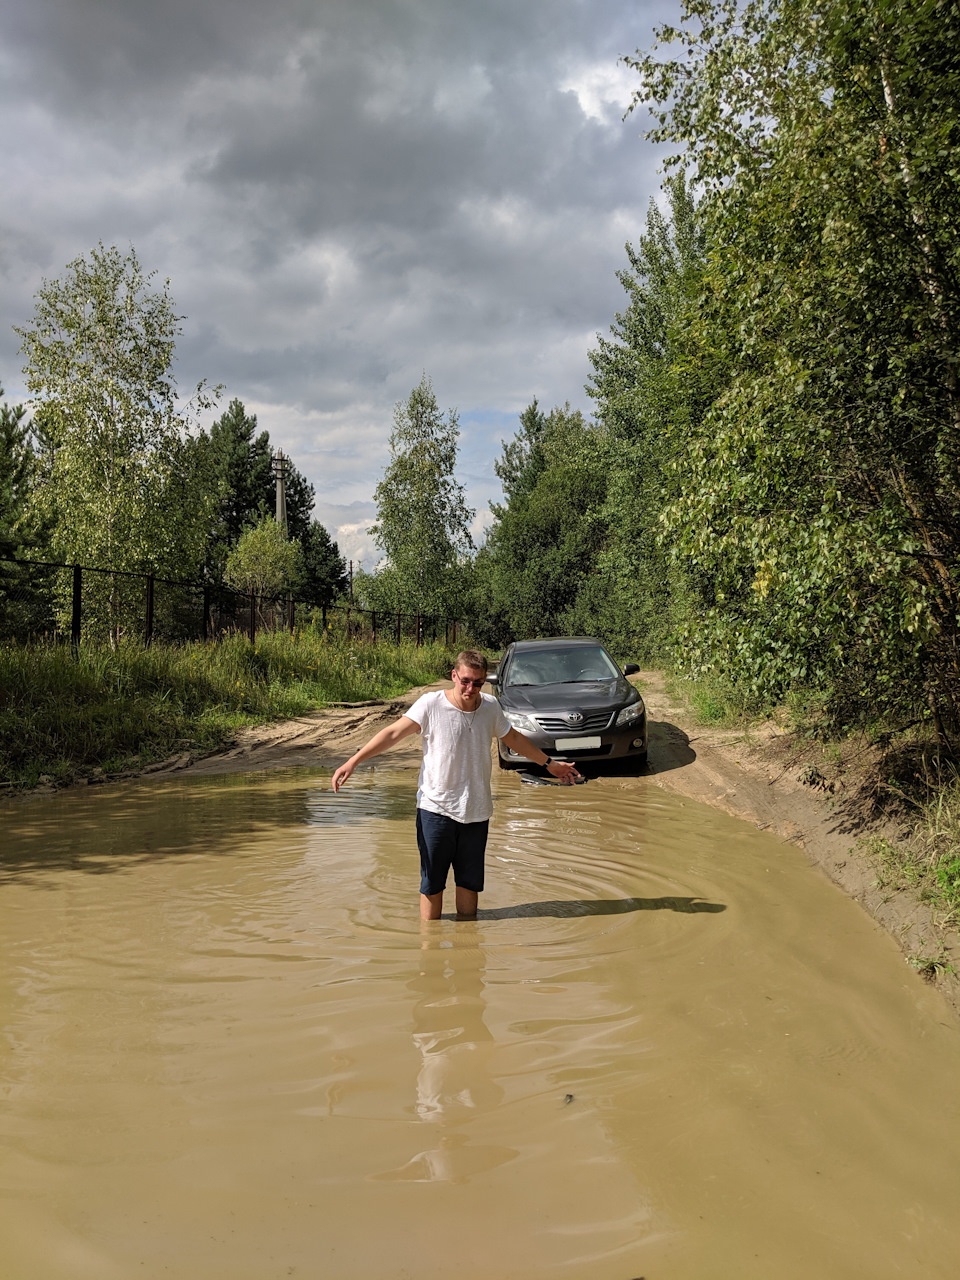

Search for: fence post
xmin=287 ymin=594 xmax=295 ymax=635
xmin=416 ymin=612 xmax=421 ymax=647
xmin=144 ymin=574 xmax=155 ymax=646
xmin=372 ymin=610 xmax=377 ymax=644
xmin=202 ymin=585 xmax=211 ymax=642
xmin=452 ymin=619 xmax=457 ymax=645
xmin=249 ymin=589 xmax=256 ymax=643
xmin=71 ymin=564 xmax=82 ymax=650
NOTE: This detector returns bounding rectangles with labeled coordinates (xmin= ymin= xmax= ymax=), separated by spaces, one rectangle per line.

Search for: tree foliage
xmin=0 ymin=388 xmax=35 ymax=554
xmin=205 ymin=398 xmax=274 ymax=559
xmin=16 ymin=244 xmax=217 ymax=638
xmin=367 ymin=375 xmax=474 ymax=617
xmin=0 ymin=388 xmax=47 ymax=633
xmin=618 ymin=0 xmax=960 ymax=729
xmin=479 ymin=180 xmax=714 ymax=658
xmin=299 ymin=519 xmax=348 ymax=605
xmin=224 ymin=515 xmax=302 ymax=599
xmin=475 ymin=404 xmax=612 ymax=645
xmin=204 ymin=398 xmax=320 ymax=566
xmin=586 ymin=173 xmax=716 ymax=656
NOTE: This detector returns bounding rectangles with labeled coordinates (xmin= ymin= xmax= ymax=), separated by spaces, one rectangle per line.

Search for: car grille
xmin=536 ymin=710 xmax=613 ymax=734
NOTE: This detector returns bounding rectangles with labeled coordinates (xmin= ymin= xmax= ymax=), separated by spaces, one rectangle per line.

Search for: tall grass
xmin=663 ymin=670 xmax=769 ymax=727
xmin=868 ymin=776 xmax=960 ymax=932
xmin=0 ymin=629 xmax=456 ymax=785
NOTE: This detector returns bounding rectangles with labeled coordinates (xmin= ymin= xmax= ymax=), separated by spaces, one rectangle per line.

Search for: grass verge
xmin=867 ymin=776 xmax=960 ymax=934
xmin=0 ymin=629 xmax=456 ymax=787
xmin=663 ymin=670 xmax=771 ymax=728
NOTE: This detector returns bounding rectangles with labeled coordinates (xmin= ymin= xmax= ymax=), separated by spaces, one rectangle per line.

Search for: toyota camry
xmin=487 ymin=637 xmax=647 ymax=769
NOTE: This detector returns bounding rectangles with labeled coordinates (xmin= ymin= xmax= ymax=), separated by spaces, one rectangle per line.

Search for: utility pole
xmin=271 ymin=450 xmax=288 ymax=535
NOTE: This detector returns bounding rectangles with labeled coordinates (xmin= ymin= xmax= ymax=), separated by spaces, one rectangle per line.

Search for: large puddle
xmin=3 ymin=767 xmax=960 ymax=1278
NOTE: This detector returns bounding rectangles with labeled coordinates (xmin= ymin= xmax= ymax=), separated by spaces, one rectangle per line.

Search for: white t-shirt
xmin=405 ymin=690 xmax=512 ymax=824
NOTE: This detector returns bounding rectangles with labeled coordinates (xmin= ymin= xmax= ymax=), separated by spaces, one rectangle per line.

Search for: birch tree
xmin=224 ymin=515 xmax=302 ymax=599
xmin=17 ymin=244 xmax=218 ymax=639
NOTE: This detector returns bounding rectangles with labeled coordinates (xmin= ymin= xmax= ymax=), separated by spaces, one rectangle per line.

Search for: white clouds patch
xmin=469 ymin=505 xmax=495 ymax=548
xmin=560 ymin=60 xmax=639 ymax=123
xmin=331 ymin=517 xmax=380 ymax=567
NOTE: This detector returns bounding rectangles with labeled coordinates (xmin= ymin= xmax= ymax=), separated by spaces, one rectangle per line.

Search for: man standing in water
xmin=331 ymin=649 xmax=580 ymax=919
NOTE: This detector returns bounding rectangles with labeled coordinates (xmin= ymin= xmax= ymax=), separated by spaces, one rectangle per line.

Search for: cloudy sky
xmin=1 ymin=0 xmax=675 ymax=564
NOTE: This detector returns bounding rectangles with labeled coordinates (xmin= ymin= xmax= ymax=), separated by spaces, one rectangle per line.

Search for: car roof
xmin=507 ymin=637 xmax=607 ymax=652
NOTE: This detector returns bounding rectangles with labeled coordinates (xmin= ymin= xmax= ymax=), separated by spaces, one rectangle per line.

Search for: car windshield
xmin=504 ymin=645 xmax=620 ymax=687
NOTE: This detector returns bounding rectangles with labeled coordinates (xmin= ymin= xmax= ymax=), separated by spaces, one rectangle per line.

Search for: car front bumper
xmin=498 ymin=713 xmax=648 ymax=764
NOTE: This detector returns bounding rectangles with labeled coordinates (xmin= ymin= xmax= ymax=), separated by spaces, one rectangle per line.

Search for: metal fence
xmin=0 ymin=556 xmax=467 ymax=648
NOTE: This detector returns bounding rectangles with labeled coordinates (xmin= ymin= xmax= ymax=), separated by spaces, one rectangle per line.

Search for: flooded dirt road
xmin=3 ymin=766 xmax=960 ymax=1279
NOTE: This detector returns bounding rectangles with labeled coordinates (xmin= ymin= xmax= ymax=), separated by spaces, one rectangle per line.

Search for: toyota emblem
xmin=565 ymin=711 xmax=584 ymax=725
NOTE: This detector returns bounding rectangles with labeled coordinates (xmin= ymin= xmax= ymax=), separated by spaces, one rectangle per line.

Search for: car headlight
xmin=504 ymin=711 xmax=539 ymax=733
xmin=615 ymin=701 xmax=644 ymax=727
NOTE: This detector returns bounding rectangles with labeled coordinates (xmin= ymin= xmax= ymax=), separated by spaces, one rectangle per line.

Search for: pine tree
xmin=206 ymin=399 xmax=273 ymax=554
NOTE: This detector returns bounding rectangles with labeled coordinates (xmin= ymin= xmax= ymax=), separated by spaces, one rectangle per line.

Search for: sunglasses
xmin=454 ymin=674 xmax=486 ymax=688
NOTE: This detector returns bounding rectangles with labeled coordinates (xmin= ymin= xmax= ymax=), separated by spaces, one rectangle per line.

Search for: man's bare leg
xmin=420 ymin=891 xmax=443 ymax=921
xmin=455 ymin=887 xmax=478 ymax=918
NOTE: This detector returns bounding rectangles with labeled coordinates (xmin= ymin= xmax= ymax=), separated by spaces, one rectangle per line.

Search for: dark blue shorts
xmin=416 ymin=808 xmax=489 ymax=896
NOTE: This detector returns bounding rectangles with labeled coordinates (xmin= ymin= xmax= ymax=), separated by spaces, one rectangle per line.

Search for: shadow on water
xmin=519 ymin=719 xmax=696 ymax=782
xmin=451 ymin=896 xmax=726 ymax=921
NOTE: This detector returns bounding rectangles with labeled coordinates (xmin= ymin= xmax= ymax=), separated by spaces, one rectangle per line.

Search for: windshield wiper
xmin=558 ymin=677 xmax=615 ymax=684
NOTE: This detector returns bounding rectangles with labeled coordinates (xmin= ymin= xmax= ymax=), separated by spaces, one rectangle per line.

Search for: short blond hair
xmin=453 ymin=649 xmax=488 ymax=674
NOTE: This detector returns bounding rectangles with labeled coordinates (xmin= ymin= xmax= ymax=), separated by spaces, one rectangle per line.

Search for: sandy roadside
xmin=52 ymin=669 xmax=960 ymax=1017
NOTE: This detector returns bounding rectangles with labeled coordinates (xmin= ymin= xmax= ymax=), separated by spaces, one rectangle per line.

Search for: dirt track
xmin=141 ymin=670 xmax=960 ymax=1017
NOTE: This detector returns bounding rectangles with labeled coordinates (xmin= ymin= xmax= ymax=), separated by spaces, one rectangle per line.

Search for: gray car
xmin=488 ymin=637 xmax=647 ymax=769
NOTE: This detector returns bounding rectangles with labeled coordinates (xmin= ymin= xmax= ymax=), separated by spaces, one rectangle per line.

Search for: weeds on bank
xmin=907 ymin=946 xmax=956 ymax=982
xmin=865 ymin=776 xmax=960 ymax=929
xmin=663 ymin=671 xmax=769 ymax=728
xmin=0 ymin=630 xmax=455 ymax=787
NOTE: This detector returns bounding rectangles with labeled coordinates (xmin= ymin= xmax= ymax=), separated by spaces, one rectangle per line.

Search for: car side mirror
xmin=485 ymin=672 xmax=499 ymax=687
xmin=623 ymin=663 xmax=640 ymax=676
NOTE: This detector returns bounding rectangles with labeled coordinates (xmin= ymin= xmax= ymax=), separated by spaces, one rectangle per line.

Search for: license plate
xmin=554 ymin=736 xmax=602 ymax=750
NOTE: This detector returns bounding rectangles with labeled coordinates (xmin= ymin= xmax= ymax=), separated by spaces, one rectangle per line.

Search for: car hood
xmin=499 ymin=679 xmax=639 ymax=714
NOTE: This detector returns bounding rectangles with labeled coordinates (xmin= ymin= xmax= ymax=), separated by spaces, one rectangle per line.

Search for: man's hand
xmin=331 ymin=759 xmax=356 ymax=793
xmin=330 ymin=715 xmax=421 ymax=792
xmin=547 ymin=759 xmax=581 ymax=785
xmin=500 ymin=728 xmax=583 ymax=783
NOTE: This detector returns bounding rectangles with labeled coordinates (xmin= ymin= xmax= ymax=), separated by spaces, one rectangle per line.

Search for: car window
xmin=504 ymin=646 xmax=619 ymax=686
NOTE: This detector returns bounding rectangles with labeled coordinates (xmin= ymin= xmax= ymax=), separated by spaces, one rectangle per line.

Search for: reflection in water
xmin=0 ymin=772 xmax=418 ymax=880
xmin=377 ymin=931 xmax=516 ymax=1182
xmin=411 ymin=933 xmax=498 ymax=1124
xmin=2 ymin=768 xmax=960 ymax=1280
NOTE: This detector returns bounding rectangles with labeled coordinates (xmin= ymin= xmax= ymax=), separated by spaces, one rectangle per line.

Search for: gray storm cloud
xmin=1 ymin=0 xmax=675 ymax=563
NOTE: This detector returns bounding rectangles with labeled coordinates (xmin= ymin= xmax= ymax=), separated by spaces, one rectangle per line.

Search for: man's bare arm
xmin=500 ymin=728 xmax=581 ymax=783
xmin=331 ymin=716 xmax=421 ymax=792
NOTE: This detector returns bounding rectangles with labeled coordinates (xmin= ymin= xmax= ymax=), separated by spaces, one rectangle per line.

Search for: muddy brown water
xmin=3 ymin=767 xmax=960 ymax=1279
